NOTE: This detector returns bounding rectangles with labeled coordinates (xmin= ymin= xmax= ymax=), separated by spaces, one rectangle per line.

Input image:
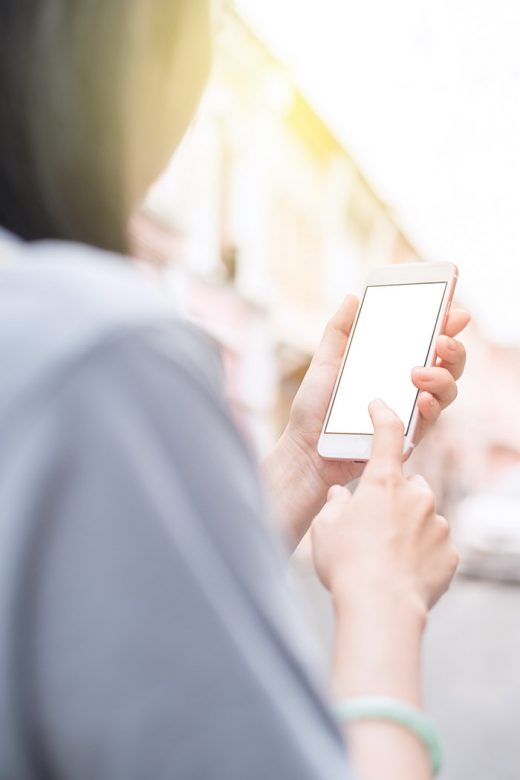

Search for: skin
xmin=263 ymin=294 xmax=470 ymax=547
xmin=126 ymin=1 xmax=471 ymax=777
xmin=312 ymin=400 xmax=460 ymax=780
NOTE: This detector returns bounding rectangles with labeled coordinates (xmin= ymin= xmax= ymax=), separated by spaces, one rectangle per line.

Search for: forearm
xmin=262 ymin=430 xmax=329 ymax=550
xmin=332 ymin=594 xmax=431 ymax=780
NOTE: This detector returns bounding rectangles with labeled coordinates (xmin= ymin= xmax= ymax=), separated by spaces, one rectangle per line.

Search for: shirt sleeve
xmin=23 ymin=324 xmax=349 ymax=780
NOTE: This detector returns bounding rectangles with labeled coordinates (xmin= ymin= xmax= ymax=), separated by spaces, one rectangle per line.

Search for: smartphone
xmin=318 ymin=262 xmax=458 ymax=462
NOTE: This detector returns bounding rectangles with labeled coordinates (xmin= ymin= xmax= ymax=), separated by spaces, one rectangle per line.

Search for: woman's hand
xmin=312 ymin=401 xmax=460 ymax=780
xmin=312 ymin=399 xmax=460 ymax=618
xmin=263 ymin=295 xmax=470 ymax=548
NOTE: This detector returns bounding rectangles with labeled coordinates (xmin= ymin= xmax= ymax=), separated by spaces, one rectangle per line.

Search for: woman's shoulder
xmin=1 ymin=234 xmax=175 ymax=333
xmin=0 ymin=234 xmax=223 ymax=416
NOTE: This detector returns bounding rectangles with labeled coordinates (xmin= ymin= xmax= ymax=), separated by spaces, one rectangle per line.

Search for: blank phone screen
xmin=325 ymin=282 xmax=447 ymax=435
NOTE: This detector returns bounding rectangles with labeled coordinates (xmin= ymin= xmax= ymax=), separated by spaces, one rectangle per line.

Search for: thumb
xmin=313 ymin=296 xmax=359 ymax=368
xmin=327 ymin=484 xmax=352 ymax=503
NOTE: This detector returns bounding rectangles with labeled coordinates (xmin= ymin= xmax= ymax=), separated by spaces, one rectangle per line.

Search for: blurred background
xmin=132 ymin=2 xmax=520 ymax=777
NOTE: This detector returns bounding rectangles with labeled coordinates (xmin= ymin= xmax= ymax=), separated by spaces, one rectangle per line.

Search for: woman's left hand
xmin=263 ymin=295 xmax=471 ymax=548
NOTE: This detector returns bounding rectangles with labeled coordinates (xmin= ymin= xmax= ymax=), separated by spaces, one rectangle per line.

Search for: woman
xmin=0 ymin=1 xmax=470 ymax=778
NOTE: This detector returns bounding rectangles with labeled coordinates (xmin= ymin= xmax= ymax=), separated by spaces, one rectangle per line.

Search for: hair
xmin=0 ymin=1 xmax=185 ymax=253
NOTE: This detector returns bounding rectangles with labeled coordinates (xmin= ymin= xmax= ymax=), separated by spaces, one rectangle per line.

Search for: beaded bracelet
xmin=333 ymin=696 xmax=443 ymax=776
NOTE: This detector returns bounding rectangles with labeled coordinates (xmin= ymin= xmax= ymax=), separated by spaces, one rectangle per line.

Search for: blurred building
xmin=133 ymin=7 xmax=419 ymax=456
xmin=132 ymin=3 xmax=520 ymax=585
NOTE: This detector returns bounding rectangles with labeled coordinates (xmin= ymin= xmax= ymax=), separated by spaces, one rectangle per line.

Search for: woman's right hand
xmin=312 ymin=399 xmax=460 ymax=622
xmin=312 ymin=399 xmax=459 ymax=780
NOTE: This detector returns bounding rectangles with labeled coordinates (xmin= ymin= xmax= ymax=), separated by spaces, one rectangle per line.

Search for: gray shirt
xmin=0 ymin=230 xmax=349 ymax=779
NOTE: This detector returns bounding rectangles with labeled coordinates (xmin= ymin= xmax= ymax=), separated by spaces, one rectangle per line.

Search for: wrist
xmin=331 ymin=588 xmax=426 ymax=706
xmin=330 ymin=572 xmax=428 ymax=632
xmin=334 ymin=588 xmax=427 ymax=641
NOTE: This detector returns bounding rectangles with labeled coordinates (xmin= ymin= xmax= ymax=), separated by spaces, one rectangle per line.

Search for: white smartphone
xmin=318 ymin=262 xmax=458 ymax=462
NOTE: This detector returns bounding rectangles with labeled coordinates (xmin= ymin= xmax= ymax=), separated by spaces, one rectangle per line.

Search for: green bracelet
xmin=333 ymin=696 xmax=443 ymax=777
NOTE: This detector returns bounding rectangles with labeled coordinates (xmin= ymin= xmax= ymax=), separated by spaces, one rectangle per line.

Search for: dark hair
xmin=0 ymin=1 xmax=183 ymax=253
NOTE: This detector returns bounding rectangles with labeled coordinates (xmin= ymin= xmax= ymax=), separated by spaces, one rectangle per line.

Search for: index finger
xmin=364 ymin=399 xmax=405 ymax=479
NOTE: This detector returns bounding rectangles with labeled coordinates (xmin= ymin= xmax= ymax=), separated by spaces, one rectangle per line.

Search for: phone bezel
xmin=317 ymin=262 xmax=459 ymax=462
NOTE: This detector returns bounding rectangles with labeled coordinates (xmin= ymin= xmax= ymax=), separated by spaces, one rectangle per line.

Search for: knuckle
xmin=436 ymin=514 xmax=451 ymax=538
xmin=325 ymin=314 xmax=348 ymax=340
xmin=436 ymin=367 xmax=453 ymax=389
xmin=450 ymin=547 xmax=461 ymax=571
xmin=421 ymin=490 xmax=436 ymax=515
xmin=457 ymin=353 xmax=467 ymax=378
xmin=324 ymin=317 xmax=336 ymax=338
xmin=408 ymin=474 xmax=428 ymax=488
xmin=375 ymin=467 xmax=401 ymax=489
xmin=407 ymin=477 xmax=435 ymax=512
xmin=385 ymin=417 xmax=405 ymax=435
